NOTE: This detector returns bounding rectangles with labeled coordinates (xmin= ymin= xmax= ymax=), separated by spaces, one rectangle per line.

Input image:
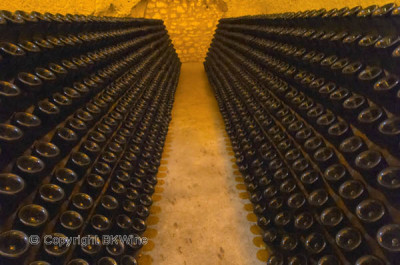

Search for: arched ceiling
xmin=0 ymin=0 xmax=398 ymax=62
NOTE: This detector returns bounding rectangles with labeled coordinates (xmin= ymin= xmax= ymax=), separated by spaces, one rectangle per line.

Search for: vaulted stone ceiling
xmin=1 ymin=0 xmax=398 ymax=62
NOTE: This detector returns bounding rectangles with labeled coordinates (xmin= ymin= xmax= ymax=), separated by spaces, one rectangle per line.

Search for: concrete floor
xmin=136 ymin=63 xmax=268 ymax=264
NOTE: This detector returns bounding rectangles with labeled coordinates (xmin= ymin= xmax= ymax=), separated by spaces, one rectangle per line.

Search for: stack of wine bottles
xmin=205 ymin=4 xmax=400 ymax=265
xmin=0 ymin=10 xmax=180 ymax=265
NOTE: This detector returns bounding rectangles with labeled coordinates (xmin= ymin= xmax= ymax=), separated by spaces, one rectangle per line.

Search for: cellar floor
xmin=136 ymin=62 xmax=268 ymax=264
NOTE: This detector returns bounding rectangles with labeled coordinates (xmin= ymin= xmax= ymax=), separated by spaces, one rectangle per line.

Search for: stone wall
xmin=145 ymin=0 xmax=226 ymax=62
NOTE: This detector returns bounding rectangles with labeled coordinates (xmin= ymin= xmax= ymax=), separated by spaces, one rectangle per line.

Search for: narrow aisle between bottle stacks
xmin=138 ymin=62 xmax=265 ymax=265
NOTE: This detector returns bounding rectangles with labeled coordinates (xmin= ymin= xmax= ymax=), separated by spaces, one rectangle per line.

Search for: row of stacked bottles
xmin=0 ymin=10 xmax=180 ymax=265
xmin=206 ymin=3 xmax=400 ymax=265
